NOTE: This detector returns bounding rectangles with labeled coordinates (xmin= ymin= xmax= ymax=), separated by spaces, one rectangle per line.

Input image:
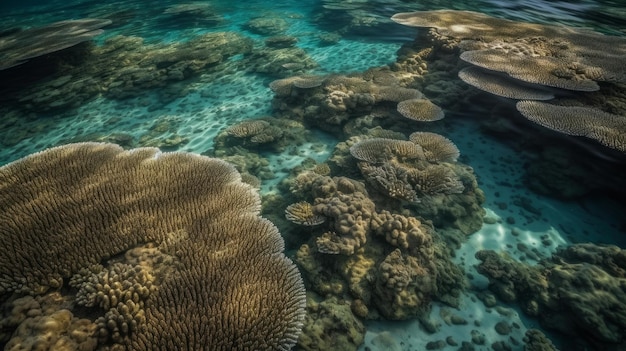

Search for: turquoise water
xmin=1 ymin=1 xmax=625 ymax=351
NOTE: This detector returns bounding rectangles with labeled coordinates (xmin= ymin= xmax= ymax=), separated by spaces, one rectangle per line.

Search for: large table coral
xmin=0 ymin=18 xmax=112 ymax=71
xmin=0 ymin=142 xmax=305 ymax=350
xmin=391 ymin=10 xmax=626 ymax=154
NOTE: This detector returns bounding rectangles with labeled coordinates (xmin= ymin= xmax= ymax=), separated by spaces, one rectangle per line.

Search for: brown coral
xmin=373 ymin=86 xmax=423 ymax=102
xmin=374 ymin=249 xmax=432 ymax=320
xmin=391 ymin=10 xmax=560 ymax=40
xmin=405 ymin=164 xmax=465 ymax=196
xmin=524 ymin=329 xmax=559 ymax=351
xmin=285 ymin=201 xmax=326 ymax=226
xmin=370 ymin=211 xmax=433 ymax=253
xmin=458 ymin=66 xmax=556 ymax=100
xmin=516 ymin=100 xmax=626 ymax=153
xmin=0 ymin=18 xmax=112 ymax=70
xmin=297 ymin=296 xmax=365 ymax=351
xmin=408 ymin=132 xmax=460 ymax=163
xmin=477 ymin=244 xmax=626 ymax=349
xmin=3 ymin=308 xmax=97 ymax=351
xmin=460 ymin=50 xmax=600 ymax=92
xmin=225 ymin=119 xmax=284 ymax=145
xmin=392 ymin=9 xmax=626 ymax=90
xmin=349 ymin=138 xmax=424 ymax=163
xmin=396 ymin=98 xmax=445 ymax=121
xmin=359 ymin=162 xmax=418 ymax=202
xmin=313 ymin=192 xmax=376 ymax=255
xmin=0 ymin=142 xmax=306 ymax=350
xmin=226 ymin=120 xmax=271 ymax=138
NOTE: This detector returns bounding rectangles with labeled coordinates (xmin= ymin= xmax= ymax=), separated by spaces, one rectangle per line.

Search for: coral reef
xmin=295 ymin=295 xmax=365 ymax=351
xmin=397 ymin=98 xmax=445 ymax=121
xmin=523 ymin=329 xmax=560 ymax=351
xmin=244 ymin=16 xmax=289 ymax=35
xmin=313 ymin=192 xmax=376 ymax=255
xmin=0 ymin=142 xmax=306 ymax=350
xmin=285 ymin=201 xmax=326 ymax=226
xmin=270 ymin=72 xmax=442 ymax=134
xmin=1 ymin=294 xmax=97 ymax=351
xmin=516 ymin=101 xmax=626 ymax=153
xmin=1 ymin=31 xmax=254 ymax=112
xmin=287 ymin=171 xmax=467 ymax=321
xmin=476 ymin=243 xmax=626 ymax=350
xmin=265 ymin=35 xmax=299 ymax=49
xmin=263 ymin=31 xmax=485 ymax=329
xmin=247 ymin=47 xmax=317 ymax=77
xmin=0 ymin=18 xmax=111 ymax=70
xmin=391 ymin=9 xmax=626 ymax=153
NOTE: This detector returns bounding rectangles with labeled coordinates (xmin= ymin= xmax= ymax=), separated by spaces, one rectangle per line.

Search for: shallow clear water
xmin=1 ymin=1 xmax=625 ymax=351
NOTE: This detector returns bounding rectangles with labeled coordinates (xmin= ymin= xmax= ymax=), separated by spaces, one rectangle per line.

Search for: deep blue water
xmin=1 ymin=1 xmax=625 ymax=351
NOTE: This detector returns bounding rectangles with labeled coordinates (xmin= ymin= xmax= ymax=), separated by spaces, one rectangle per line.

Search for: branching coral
xmin=406 ymin=164 xmax=465 ymax=196
xmin=0 ymin=142 xmax=306 ymax=350
xmin=359 ymin=162 xmax=419 ymax=202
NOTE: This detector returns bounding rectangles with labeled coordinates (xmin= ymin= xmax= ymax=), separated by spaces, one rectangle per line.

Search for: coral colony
xmin=1 ymin=2 xmax=625 ymax=351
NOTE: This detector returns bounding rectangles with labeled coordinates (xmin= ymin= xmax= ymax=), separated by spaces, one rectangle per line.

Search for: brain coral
xmin=0 ymin=142 xmax=305 ymax=350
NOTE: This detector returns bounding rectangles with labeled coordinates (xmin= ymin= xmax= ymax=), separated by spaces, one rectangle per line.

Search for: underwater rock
xmin=476 ymin=243 xmax=626 ymax=350
xmin=370 ymin=331 xmax=402 ymax=351
xmin=296 ymin=295 xmax=365 ymax=351
xmin=247 ymin=47 xmax=318 ymax=77
xmin=265 ymin=35 xmax=298 ymax=49
xmin=0 ymin=18 xmax=111 ymax=71
xmin=317 ymin=32 xmax=341 ymax=46
xmin=523 ymin=329 xmax=560 ymax=351
xmin=162 ymin=2 xmax=224 ymax=26
xmin=3 ymin=31 xmax=253 ymax=112
xmin=244 ymin=16 xmax=289 ymax=35
xmin=526 ymin=146 xmax=601 ymax=199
